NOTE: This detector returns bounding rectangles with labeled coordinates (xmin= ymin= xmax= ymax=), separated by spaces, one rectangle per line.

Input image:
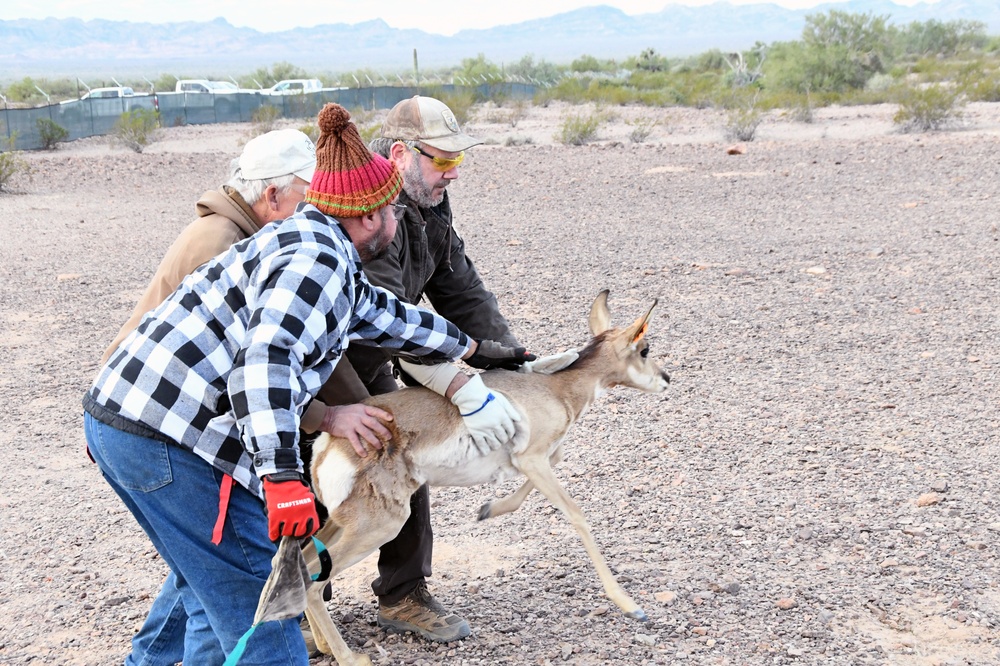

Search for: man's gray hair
xmin=226 ymin=158 xmax=298 ymax=206
xmin=369 ymin=137 xmax=415 ymax=159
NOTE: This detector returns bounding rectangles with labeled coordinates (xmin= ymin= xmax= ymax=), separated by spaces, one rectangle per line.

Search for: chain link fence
xmin=1 ymin=83 xmax=537 ymax=151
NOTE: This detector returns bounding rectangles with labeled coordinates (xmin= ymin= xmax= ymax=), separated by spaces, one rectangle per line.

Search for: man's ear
xmin=389 ymin=141 xmax=409 ymax=165
xmin=264 ymin=184 xmax=281 ymax=212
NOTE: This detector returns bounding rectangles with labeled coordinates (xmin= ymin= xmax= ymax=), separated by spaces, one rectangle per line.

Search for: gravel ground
xmin=0 ymin=102 xmax=998 ymax=666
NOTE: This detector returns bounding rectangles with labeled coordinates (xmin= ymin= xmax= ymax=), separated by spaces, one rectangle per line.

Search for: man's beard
xmin=403 ymin=164 xmax=445 ymax=208
xmin=358 ymin=214 xmax=393 ymax=262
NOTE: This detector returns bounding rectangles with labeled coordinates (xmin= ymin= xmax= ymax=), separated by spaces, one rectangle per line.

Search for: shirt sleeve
xmin=228 ymin=248 xmax=349 ymax=478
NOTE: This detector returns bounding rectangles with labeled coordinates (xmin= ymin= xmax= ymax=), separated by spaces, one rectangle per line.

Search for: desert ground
xmin=0 ymin=100 xmax=998 ymax=666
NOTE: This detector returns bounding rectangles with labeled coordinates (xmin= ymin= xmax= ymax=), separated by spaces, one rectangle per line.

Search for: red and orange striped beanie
xmin=305 ymin=103 xmax=402 ymax=218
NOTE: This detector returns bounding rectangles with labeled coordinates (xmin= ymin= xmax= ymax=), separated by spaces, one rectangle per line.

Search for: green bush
xmin=626 ymin=116 xmax=658 ymax=143
xmin=0 ymin=133 xmax=30 ymax=192
xmin=555 ymin=110 xmax=605 ymax=145
xmin=114 ymin=108 xmax=160 ymax=153
xmin=893 ymin=84 xmax=964 ymax=132
xmin=722 ymin=91 xmax=763 ymax=141
xmin=298 ymin=123 xmax=319 ymax=143
xmin=36 ymin=118 xmax=69 ymax=150
xmin=246 ymin=105 xmax=281 ymax=139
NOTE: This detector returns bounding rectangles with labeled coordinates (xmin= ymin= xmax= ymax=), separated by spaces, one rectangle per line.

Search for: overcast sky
xmin=4 ymin=0 xmax=935 ymax=35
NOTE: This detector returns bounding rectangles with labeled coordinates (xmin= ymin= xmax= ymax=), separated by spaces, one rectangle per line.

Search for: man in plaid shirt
xmin=83 ymin=104 xmax=532 ymax=665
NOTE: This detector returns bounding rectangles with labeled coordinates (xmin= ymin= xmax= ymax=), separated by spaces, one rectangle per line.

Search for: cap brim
xmin=420 ymin=133 xmax=482 ymax=153
xmin=293 ymin=165 xmax=315 ymax=182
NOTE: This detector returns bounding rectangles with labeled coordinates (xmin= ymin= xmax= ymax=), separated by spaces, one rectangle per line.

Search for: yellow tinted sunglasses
xmin=410 ymin=145 xmax=465 ymax=171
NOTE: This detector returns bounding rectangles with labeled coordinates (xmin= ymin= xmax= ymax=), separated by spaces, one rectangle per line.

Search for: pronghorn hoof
xmin=625 ymin=608 xmax=648 ymax=622
xmin=477 ymin=502 xmax=492 ymax=521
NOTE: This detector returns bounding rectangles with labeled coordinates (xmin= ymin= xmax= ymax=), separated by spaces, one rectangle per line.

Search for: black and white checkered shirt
xmin=84 ymin=205 xmax=471 ymax=498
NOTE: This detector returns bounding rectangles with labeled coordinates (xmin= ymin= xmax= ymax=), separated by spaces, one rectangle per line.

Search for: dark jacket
xmin=344 ymin=189 xmax=518 ymax=387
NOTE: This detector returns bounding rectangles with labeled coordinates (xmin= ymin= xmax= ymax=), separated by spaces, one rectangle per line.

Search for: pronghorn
xmin=263 ymin=291 xmax=669 ymax=665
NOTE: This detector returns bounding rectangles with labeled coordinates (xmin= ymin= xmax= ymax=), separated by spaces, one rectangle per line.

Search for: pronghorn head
xmin=585 ymin=289 xmax=670 ymax=393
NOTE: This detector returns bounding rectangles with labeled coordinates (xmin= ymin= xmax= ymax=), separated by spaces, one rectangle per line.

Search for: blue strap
xmin=311 ymin=535 xmax=332 ymax=581
xmin=460 ymin=392 xmax=494 ymax=417
xmin=223 ymin=623 xmax=258 ymax=666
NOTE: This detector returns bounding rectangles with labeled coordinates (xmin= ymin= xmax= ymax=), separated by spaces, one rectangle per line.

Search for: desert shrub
xmin=0 ymin=134 xmax=30 ymax=192
xmin=722 ymin=91 xmax=763 ymax=141
xmin=503 ymin=135 xmax=535 ymax=146
xmin=893 ymin=84 xmax=964 ymax=132
xmin=626 ymin=116 xmax=658 ymax=143
xmin=958 ymin=64 xmax=1000 ymax=102
xmin=245 ymin=105 xmax=281 ymax=140
xmin=435 ymin=89 xmax=475 ymax=126
xmin=36 ymin=118 xmax=69 ymax=149
xmin=298 ymin=123 xmax=319 ymax=143
xmin=555 ymin=109 xmax=605 ymax=145
xmin=114 ymin=108 xmax=160 ymax=153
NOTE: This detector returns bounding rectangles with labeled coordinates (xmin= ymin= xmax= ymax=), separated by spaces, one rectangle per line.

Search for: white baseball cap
xmin=239 ymin=129 xmax=316 ymax=181
xmin=380 ymin=96 xmax=481 ymax=153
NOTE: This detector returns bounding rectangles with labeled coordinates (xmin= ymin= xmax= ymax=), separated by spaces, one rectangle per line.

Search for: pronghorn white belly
xmin=416 ymin=445 xmax=521 ymax=488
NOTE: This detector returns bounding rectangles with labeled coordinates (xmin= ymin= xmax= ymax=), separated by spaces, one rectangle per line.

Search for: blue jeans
xmin=84 ymin=413 xmax=308 ymax=666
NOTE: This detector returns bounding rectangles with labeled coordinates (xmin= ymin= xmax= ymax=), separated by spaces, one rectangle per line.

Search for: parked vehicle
xmin=67 ymin=86 xmax=135 ymax=101
xmin=264 ymin=78 xmax=324 ymax=95
xmin=175 ymin=79 xmax=243 ymax=93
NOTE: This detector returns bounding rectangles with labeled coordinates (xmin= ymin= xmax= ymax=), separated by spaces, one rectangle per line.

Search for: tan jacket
xmin=100 ymin=186 xmax=369 ymax=433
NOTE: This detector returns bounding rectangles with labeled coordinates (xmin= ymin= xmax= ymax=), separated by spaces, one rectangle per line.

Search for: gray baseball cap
xmin=380 ymin=96 xmax=482 ymax=153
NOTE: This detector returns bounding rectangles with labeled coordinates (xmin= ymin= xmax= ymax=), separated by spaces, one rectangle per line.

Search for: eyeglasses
xmin=409 ymin=145 xmax=465 ymax=171
xmin=389 ymin=202 xmax=407 ymax=221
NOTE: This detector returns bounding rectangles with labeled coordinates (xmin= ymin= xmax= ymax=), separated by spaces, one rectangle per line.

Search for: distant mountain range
xmin=2 ymin=0 xmax=998 ymax=81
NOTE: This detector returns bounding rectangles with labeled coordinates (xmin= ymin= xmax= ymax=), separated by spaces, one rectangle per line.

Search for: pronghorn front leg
xmin=515 ymin=454 xmax=647 ymax=621
xmin=479 ymin=445 xmax=563 ymax=520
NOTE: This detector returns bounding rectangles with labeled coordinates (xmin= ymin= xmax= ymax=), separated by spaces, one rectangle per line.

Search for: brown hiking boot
xmin=377 ymin=582 xmax=471 ymax=642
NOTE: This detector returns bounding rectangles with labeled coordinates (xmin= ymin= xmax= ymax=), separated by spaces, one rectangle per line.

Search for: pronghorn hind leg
xmin=301 ymin=506 xmax=411 ymax=664
xmin=515 ymin=454 xmax=647 ymax=621
xmin=305 ymin=585 xmax=372 ymax=666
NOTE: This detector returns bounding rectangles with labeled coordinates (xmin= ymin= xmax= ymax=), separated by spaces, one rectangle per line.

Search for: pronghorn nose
xmin=661 ymin=370 xmax=670 ymax=384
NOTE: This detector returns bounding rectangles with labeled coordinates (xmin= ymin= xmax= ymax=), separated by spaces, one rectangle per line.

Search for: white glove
xmin=518 ymin=349 xmax=579 ymax=374
xmin=450 ymin=374 xmax=521 ymax=454
xmin=398 ymin=359 xmax=461 ymax=396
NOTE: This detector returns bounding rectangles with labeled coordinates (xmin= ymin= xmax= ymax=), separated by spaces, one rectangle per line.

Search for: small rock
xmin=880 ymin=558 xmax=899 ymax=568
xmin=776 ymin=598 xmax=797 ymax=610
xmin=804 ymin=265 xmax=827 ymax=275
xmin=797 ymin=527 xmax=814 ymax=540
xmin=726 ymin=144 xmax=746 ymax=155
xmin=654 ymin=590 xmax=677 ymax=605
xmin=560 ymin=644 xmax=574 ymax=659
xmin=721 ymin=581 xmax=741 ymax=595
xmin=916 ymin=492 xmax=942 ymax=507
xmin=635 ymin=633 xmax=657 ymax=646
xmin=866 ymin=247 xmax=885 ymax=258
xmin=930 ymin=481 xmax=949 ymax=493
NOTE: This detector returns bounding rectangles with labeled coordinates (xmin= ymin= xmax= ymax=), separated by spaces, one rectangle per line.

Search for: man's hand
xmin=320 ymin=404 xmax=394 ymax=458
xmin=465 ymin=339 xmax=536 ymax=371
xmin=262 ymin=471 xmax=319 ymax=541
xmin=450 ymin=374 xmax=521 ymax=454
xmin=518 ymin=349 xmax=579 ymax=374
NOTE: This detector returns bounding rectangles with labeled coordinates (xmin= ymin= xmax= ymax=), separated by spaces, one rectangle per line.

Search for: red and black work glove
xmin=262 ymin=471 xmax=319 ymax=541
xmin=466 ymin=339 xmax=536 ymax=371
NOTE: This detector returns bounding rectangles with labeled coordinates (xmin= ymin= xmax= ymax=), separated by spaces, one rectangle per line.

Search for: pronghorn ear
xmin=624 ymin=299 xmax=657 ymax=344
xmin=588 ymin=290 xmax=612 ymax=335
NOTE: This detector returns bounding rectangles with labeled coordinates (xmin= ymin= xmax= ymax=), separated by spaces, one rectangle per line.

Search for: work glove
xmin=450 ymin=374 xmax=521 ymax=454
xmin=518 ymin=349 xmax=579 ymax=374
xmin=262 ymin=471 xmax=319 ymax=541
xmin=466 ymin=339 xmax=536 ymax=371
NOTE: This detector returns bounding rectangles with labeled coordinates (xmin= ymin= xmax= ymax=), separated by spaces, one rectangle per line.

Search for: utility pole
xmin=413 ymin=49 xmax=419 ymax=89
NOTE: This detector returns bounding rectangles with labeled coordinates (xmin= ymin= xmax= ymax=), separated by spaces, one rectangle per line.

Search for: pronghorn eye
xmin=640 ymin=347 xmax=649 ymax=358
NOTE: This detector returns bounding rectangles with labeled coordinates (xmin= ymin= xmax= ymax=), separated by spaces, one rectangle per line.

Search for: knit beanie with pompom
xmin=305 ymin=103 xmax=402 ymax=218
